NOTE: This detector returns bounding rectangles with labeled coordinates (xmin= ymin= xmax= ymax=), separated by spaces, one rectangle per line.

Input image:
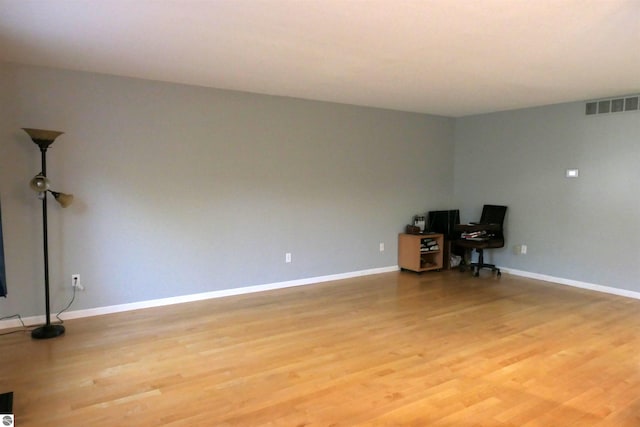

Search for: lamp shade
xmin=50 ymin=191 xmax=74 ymax=208
xmin=30 ymin=174 xmax=51 ymax=192
xmin=22 ymin=128 xmax=64 ymax=149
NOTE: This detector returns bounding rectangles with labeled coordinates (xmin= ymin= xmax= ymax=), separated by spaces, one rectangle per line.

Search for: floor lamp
xmin=23 ymin=128 xmax=74 ymax=340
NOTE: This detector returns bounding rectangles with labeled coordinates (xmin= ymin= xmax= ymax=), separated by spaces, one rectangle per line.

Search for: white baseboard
xmin=501 ymin=267 xmax=640 ymax=300
xmin=0 ymin=266 xmax=400 ymax=330
xmin=5 ymin=265 xmax=636 ymax=331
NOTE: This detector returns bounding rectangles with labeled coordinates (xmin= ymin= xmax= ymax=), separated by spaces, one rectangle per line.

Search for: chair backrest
xmin=479 ymin=205 xmax=507 ymax=226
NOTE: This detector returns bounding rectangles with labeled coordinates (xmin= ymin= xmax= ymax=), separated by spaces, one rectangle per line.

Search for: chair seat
xmin=456 ymin=238 xmax=504 ymax=249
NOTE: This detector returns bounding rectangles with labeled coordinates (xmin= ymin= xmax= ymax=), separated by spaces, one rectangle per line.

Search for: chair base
xmin=460 ymin=248 xmax=501 ymax=277
xmin=465 ymin=262 xmax=501 ymax=277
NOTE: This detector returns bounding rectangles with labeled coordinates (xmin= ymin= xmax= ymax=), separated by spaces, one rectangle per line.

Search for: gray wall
xmin=0 ymin=62 xmax=454 ymax=317
xmin=454 ymin=102 xmax=640 ymax=290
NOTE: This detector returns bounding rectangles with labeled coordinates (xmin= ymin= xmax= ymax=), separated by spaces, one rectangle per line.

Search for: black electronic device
xmin=427 ymin=209 xmax=460 ymax=239
xmin=0 ymin=391 xmax=12 ymax=413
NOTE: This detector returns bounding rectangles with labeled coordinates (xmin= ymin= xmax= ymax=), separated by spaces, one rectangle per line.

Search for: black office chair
xmin=455 ymin=205 xmax=507 ymax=277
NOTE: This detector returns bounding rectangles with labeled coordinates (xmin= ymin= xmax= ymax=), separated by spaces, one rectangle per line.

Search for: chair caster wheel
xmin=497 ymin=271 xmax=502 ymax=277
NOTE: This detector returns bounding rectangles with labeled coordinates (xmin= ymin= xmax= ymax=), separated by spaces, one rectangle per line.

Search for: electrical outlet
xmin=514 ymin=245 xmax=528 ymax=255
xmin=71 ymin=274 xmax=84 ymax=290
xmin=379 ymin=242 xmax=385 ymax=252
xmin=285 ymin=253 xmax=292 ymax=263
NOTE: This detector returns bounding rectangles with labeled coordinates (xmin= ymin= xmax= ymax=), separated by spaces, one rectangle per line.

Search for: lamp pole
xmin=38 ymin=144 xmax=60 ymax=338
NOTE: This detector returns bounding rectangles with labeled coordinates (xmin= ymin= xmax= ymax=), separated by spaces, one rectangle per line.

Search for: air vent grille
xmin=586 ymin=95 xmax=639 ymax=115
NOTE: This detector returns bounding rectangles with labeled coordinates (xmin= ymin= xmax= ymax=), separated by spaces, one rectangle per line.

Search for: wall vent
xmin=586 ymin=95 xmax=639 ymax=115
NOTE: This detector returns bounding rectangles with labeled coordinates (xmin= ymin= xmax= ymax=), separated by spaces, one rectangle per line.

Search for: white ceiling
xmin=1 ymin=0 xmax=639 ymax=117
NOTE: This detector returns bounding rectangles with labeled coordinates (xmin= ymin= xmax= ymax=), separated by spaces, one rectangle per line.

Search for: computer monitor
xmin=427 ymin=209 xmax=460 ymax=239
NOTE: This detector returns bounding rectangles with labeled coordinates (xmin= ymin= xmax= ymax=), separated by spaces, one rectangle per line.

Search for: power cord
xmin=0 ymin=282 xmax=79 ymax=336
xmin=55 ymin=281 xmax=77 ymax=324
xmin=0 ymin=314 xmax=29 ymax=336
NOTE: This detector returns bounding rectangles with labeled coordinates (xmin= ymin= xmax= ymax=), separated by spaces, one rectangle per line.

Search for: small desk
xmin=398 ymin=233 xmax=444 ymax=273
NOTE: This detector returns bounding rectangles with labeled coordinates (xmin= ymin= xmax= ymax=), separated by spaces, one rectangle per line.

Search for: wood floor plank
xmin=2 ymin=270 xmax=640 ymax=426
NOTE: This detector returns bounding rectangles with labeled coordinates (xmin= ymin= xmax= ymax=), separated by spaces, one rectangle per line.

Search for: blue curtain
xmin=0 ymin=197 xmax=6 ymax=297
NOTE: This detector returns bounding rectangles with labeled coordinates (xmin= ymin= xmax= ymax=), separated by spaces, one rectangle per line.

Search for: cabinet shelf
xmin=398 ymin=233 xmax=444 ymax=273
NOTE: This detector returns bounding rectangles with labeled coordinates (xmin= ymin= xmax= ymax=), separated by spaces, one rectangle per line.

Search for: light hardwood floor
xmin=2 ymin=270 xmax=640 ymax=426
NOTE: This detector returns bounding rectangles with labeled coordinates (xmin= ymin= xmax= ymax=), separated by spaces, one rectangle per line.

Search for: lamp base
xmin=31 ymin=324 xmax=65 ymax=339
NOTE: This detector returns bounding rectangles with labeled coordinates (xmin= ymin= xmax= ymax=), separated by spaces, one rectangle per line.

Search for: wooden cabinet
xmin=398 ymin=233 xmax=444 ymax=273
